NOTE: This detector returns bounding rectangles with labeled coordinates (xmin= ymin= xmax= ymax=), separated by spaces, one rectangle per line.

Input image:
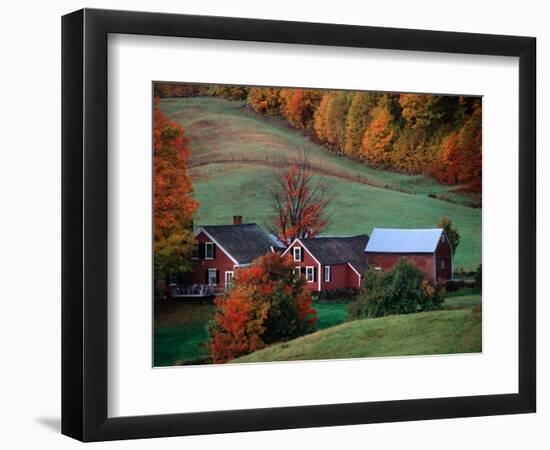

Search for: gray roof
xmin=200 ymin=223 xmax=275 ymax=265
xmin=300 ymin=235 xmax=369 ymax=275
xmin=365 ymin=228 xmax=444 ymax=253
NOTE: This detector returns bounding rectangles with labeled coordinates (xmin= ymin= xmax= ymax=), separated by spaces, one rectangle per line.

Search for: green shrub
xmin=348 ymin=261 xmax=445 ymax=319
xmin=313 ymin=288 xmax=360 ymax=302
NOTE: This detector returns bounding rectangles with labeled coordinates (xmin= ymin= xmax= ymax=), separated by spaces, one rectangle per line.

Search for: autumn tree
xmin=247 ymin=87 xmax=282 ymax=114
xmin=437 ymin=132 xmax=462 ymax=182
xmin=435 ymin=101 xmax=482 ymax=191
xmin=360 ymin=104 xmax=396 ymax=166
xmin=209 ymin=253 xmax=317 ymax=363
xmin=268 ymin=154 xmax=332 ymax=245
xmin=312 ymin=91 xmax=352 ymax=153
xmin=313 ymin=92 xmax=332 ymax=143
xmin=399 ymin=93 xmax=464 ymax=133
xmin=299 ymin=89 xmax=324 ymax=128
xmin=392 ymin=126 xmax=433 ymax=173
xmin=209 ymin=84 xmax=249 ymax=100
xmin=344 ymin=92 xmax=377 ymax=157
xmin=325 ymin=91 xmax=353 ymax=153
xmin=153 ymin=97 xmax=198 ymax=278
xmin=456 ymin=100 xmax=482 ymax=191
xmin=153 ymin=82 xmax=209 ymax=98
xmin=280 ymin=89 xmax=306 ymax=128
xmin=438 ymin=217 xmax=460 ymax=254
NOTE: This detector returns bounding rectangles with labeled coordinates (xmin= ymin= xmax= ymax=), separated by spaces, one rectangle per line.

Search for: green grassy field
xmin=154 ymin=301 xmax=214 ymax=367
xmin=160 ymin=97 xmax=482 ymax=271
xmin=232 ymin=307 xmax=482 ymax=364
xmin=154 ymin=291 xmax=481 ymax=366
xmin=154 ymin=300 xmax=351 ymax=367
xmin=443 ymin=288 xmax=482 ymax=310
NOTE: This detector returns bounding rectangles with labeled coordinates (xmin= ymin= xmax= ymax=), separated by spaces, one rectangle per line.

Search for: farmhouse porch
xmin=169 ymin=283 xmax=224 ymax=298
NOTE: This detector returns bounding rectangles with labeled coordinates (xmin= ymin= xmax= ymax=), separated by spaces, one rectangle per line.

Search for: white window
xmin=305 ymin=266 xmax=315 ymax=283
xmin=294 ymin=267 xmax=302 ymax=277
xmin=205 ymin=242 xmax=214 ymax=259
xmin=440 ymin=260 xmax=445 ymax=269
xmin=207 ymin=268 xmax=217 ymax=285
xmin=224 ymin=271 xmax=234 ymax=289
xmin=440 ymin=234 xmax=445 ymax=243
xmin=293 ymin=246 xmax=302 ymax=262
xmin=324 ymin=265 xmax=331 ymax=282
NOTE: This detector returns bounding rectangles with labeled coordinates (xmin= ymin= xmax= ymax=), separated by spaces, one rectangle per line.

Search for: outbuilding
xmin=364 ymin=228 xmax=453 ymax=284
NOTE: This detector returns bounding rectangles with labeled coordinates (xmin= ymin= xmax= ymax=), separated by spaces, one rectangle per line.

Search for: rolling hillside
xmin=160 ymin=97 xmax=482 ymax=271
xmin=232 ymin=308 xmax=482 ymax=364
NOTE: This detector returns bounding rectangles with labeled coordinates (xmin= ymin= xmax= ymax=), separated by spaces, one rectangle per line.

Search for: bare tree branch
xmin=267 ymin=150 xmax=334 ymax=244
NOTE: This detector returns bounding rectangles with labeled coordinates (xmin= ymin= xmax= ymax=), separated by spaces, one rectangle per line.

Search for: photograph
xmin=152 ymin=82 xmax=482 ymax=367
xmin=1 ymin=0 xmax=542 ymax=446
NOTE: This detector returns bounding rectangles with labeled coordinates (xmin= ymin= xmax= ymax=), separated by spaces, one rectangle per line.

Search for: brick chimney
xmin=233 ymin=215 xmax=243 ymax=225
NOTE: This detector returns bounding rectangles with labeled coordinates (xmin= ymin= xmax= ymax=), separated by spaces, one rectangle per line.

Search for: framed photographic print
xmin=62 ymin=8 xmax=536 ymax=442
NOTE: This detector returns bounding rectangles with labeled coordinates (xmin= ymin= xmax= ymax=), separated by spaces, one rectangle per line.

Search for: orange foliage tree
xmin=312 ymin=91 xmax=352 ymax=153
xmin=313 ymin=92 xmax=332 ymax=143
xmin=435 ymin=102 xmax=482 ymax=190
xmin=360 ymin=104 xmax=396 ymax=166
xmin=209 ymin=253 xmax=317 ymax=363
xmin=280 ymin=88 xmax=306 ymax=128
xmin=153 ymin=97 xmax=198 ymax=277
xmin=247 ymin=87 xmax=282 ymax=114
xmin=268 ymin=154 xmax=332 ymax=245
xmin=344 ymin=92 xmax=377 ymax=157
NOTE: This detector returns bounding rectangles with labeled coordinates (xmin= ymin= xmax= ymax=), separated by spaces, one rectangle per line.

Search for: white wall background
xmin=0 ymin=1 xmax=546 ymax=448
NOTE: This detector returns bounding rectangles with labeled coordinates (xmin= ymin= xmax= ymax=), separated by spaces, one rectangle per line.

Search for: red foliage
xmin=153 ymin=97 xmax=198 ymax=276
xmin=269 ymin=156 xmax=332 ymax=245
xmin=433 ymin=103 xmax=482 ymax=191
xmin=209 ymin=253 xmax=316 ymax=363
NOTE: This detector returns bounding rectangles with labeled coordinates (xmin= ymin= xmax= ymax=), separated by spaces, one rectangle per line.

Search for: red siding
xmin=346 ymin=264 xmax=362 ymax=289
xmin=435 ymin=234 xmax=453 ymax=282
xmin=185 ymin=231 xmax=236 ymax=291
xmin=284 ymin=242 xmax=361 ymax=291
xmin=366 ymin=252 xmax=436 ymax=283
xmin=285 ymin=241 xmax=321 ymax=292
xmin=320 ymin=263 xmax=349 ymax=291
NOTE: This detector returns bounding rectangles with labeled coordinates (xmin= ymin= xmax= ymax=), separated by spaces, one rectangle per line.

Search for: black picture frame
xmin=62 ymin=8 xmax=536 ymax=442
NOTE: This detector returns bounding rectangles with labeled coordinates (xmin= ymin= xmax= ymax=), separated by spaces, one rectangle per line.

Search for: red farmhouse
xmin=170 ymin=223 xmax=453 ymax=298
xmin=281 ymin=235 xmax=369 ymax=292
xmin=364 ymin=228 xmax=453 ymax=284
xmin=175 ymin=216 xmax=282 ymax=296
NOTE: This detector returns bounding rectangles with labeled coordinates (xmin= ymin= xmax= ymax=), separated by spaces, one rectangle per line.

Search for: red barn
xmin=364 ymin=228 xmax=453 ymax=284
xmin=281 ymin=235 xmax=369 ymax=292
xmin=173 ymin=217 xmax=281 ymax=297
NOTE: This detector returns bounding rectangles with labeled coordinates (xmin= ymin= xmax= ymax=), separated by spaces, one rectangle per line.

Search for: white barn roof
xmin=365 ymin=228 xmax=444 ymax=253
